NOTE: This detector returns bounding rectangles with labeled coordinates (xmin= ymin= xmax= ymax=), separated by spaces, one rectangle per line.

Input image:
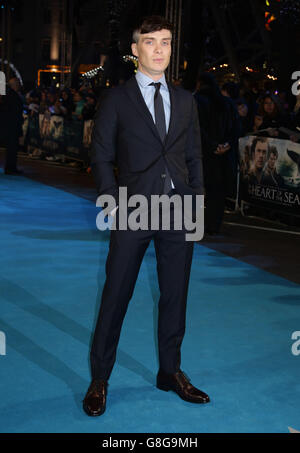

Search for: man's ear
xmin=131 ymin=43 xmax=138 ymax=58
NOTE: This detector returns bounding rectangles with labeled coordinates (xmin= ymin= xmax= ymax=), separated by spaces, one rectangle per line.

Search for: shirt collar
xmin=135 ymin=70 xmax=168 ymax=90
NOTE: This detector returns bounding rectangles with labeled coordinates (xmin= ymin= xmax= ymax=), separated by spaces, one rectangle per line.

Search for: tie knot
xmin=149 ymin=82 xmax=161 ymax=92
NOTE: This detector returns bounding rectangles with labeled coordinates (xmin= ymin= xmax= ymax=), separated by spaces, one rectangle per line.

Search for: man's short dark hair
xmin=250 ymin=136 xmax=268 ymax=158
xmin=268 ymin=146 xmax=278 ymax=160
xmin=132 ymin=15 xmax=173 ymax=43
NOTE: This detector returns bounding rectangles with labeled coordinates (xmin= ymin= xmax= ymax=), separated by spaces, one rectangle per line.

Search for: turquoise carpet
xmin=1 ymin=169 xmax=300 ymax=433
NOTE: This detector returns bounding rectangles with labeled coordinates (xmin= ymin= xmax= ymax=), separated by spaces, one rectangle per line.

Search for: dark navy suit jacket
xmin=91 ymin=76 xmax=203 ymax=206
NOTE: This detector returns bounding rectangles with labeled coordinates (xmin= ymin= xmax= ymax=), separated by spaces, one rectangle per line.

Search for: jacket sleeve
xmin=90 ymin=90 xmax=119 ymax=204
xmin=185 ymin=96 xmax=204 ymax=194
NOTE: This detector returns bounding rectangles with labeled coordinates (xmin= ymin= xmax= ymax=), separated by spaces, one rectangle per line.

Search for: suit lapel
xmin=124 ymin=76 xmax=179 ymax=147
xmin=125 ymin=77 xmax=162 ymax=143
xmin=165 ymin=82 xmax=178 ymax=147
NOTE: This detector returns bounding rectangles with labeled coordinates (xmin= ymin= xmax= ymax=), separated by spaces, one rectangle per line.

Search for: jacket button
xmin=161 ymin=173 xmax=166 ymax=178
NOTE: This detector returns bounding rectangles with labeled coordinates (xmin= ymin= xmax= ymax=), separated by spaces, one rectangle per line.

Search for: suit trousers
xmin=90 ymin=199 xmax=194 ymax=380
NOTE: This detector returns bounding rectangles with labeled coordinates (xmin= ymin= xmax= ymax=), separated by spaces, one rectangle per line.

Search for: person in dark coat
xmin=82 ymin=93 xmax=97 ymax=121
xmin=0 ymin=77 xmax=24 ymax=175
xmin=194 ymin=72 xmax=240 ymax=235
xmin=253 ymin=94 xmax=291 ymax=137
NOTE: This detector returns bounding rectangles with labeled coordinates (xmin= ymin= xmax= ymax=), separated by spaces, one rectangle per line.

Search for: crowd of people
xmin=220 ymin=80 xmax=300 ymax=140
xmin=15 ymin=70 xmax=300 ymax=141
xmin=192 ymin=72 xmax=300 ymax=235
xmin=5 ymin=72 xmax=300 ymax=142
xmin=24 ymin=84 xmax=98 ymax=121
xmin=1 ymin=71 xmax=300 ymax=232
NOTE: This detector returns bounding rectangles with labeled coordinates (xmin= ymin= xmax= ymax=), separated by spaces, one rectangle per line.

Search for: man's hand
xmin=214 ymin=143 xmax=231 ymax=155
xmin=267 ymin=128 xmax=279 ymax=137
xmin=290 ymin=134 xmax=299 ymax=143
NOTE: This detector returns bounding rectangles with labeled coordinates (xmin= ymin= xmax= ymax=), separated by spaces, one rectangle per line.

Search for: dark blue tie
xmin=149 ymin=82 xmax=172 ymax=194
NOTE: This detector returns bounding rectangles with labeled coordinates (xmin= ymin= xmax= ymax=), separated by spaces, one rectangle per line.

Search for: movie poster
xmin=63 ymin=117 xmax=84 ymax=159
xmin=24 ymin=115 xmax=90 ymax=162
xmin=49 ymin=115 xmax=64 ymax=142
xmin=26 ymin=114 xmax=41 ymax=149
xmin=39 ymin=113 xmax=51 ymax=139
xmin=239 ymin=136 xmax=300 ymax=215
xmin=83 ymin=120 xmax=94 ymax=149
xmin=20 ymin=113 xmax=29 ymax=146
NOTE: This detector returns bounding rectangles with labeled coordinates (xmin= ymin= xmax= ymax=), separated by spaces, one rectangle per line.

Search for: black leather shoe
xmin=83 ymin=379 xmax=108 ymax=416
xmin=156 ymin=370 xmax=210 ymax=404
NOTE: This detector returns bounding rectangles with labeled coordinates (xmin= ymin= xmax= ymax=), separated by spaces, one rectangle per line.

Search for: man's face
xmin=268 ymin=152 xmax=277 ymax=170
xmin=131 ymin=29 xmax=172 ymax=79
xmin=238 ymin=103 xmax=248 ymax=117
xmin=74 ymin=92 xmax=81 ymax=102
xmin=254 ymin=141 xmax=268 ymax=169
xmin=9 ymin=78 xmax=20 ymax=92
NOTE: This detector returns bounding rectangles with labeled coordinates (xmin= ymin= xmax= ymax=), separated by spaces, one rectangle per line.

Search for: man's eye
xmin=145 ymin=41 xmax=153 ymax=44
xmin=162 ymin=41 xmax=169 ymax=45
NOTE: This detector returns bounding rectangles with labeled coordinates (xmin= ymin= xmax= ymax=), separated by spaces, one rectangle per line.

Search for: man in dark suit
xmin=83 ymin=16 xmax=210 ymax=417
xmin=0 ymin=77 xmax=24 ymax=175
